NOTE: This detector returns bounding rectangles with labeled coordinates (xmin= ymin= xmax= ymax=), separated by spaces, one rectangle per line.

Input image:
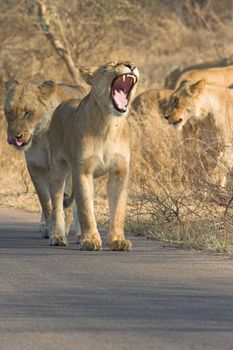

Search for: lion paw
xmin=39 ymin=222 xmax=50 ymax=239
xmin=109 ymin=239 xmax=132 ymax=251
xmin=76 ymin=234 xmax=81 ymax=244
xmin=40 ymin=228 xmax=50 ymax=239
xmin=49 ymin=235 xmax=68 ymax=246
xmin=80 ymin=237 xmax=102 ymax=251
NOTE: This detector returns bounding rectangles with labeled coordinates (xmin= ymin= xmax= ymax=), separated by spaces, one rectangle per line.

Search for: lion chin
xmin=13 ymin=137 xmax=33 ymax=151
xmin=7 ymin=133 xmax=33 ymax=151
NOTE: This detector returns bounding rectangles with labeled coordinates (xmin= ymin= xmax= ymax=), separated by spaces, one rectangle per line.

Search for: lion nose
xmin=125 ymin=64 xmax=136 ymax=71
xmin=173 ymin=118 xmax=183 ymax=125
xmin=15 ymin=133 xmax=23 ymax=140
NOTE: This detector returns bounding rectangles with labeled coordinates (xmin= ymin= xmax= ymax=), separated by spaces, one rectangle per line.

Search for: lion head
xmin=4 ymin=80 xmax=59 ymax=151
xmin=80 ymin=61 xmax=139 ymax=117
xmin=163 ymin=79 xmax=206 ymax=130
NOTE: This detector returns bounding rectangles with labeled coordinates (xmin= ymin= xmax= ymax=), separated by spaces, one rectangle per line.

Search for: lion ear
xmin=4 ymin=79 xmax=19 ymax=92
xmin=38 ymin=80 xmax=56 ymax=98
xmin=79 ymin=68 xmax=97 ymax=85
xmin=228 ymin=53 xmax=233 ymax=64
xmin=178 ymin=80 xmax=189 ymax=89
xmin=186 ymin=79 xmax=206 ymax=96
xmin=174 ymin=79 xmax=189 ymax=93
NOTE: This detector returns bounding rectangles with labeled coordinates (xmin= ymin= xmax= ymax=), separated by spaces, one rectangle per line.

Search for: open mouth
xmin=172 ymin=118 xmax=183 ymax=126
xmin=7 ymin=135 xmax=32 ymax=150
xmin=111 ymin=74 xmax=137 ymax=113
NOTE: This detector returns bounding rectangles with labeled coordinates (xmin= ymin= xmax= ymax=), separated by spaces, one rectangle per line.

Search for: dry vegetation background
xmin=1 ymin=0 xmax=233 ymax=252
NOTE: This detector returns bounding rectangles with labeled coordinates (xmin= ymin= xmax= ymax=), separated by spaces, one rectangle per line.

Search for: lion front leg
xmin=74 ymin=170 xmax=102 ymax=251
xmin=48 ymin=160 xmax=69 ymax=247
xmin=213 ymin=148 xmax=233 ymax=187
xmin=107 ymin=156 xmax=132 ymax=251
xmin=26 ymin=162 xmax=52 ymax=238
xmin=39 ymin=212 xmax=47 ymax=237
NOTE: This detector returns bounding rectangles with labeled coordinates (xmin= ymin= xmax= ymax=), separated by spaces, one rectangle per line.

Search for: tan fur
xmin=175 ymin=65 xmax=233 ymax=89
xmin=48 ymin=61 xmax=139 ymax=250
xmin=132 ymin=88 xmax=173 ymax=115
xmin=164 ymin=79 xmax=233 ymax=186
xmin=4 ymin=80 xmax=86 ymax=237
xmin=164 ymin=54 xmax=233 ymax=89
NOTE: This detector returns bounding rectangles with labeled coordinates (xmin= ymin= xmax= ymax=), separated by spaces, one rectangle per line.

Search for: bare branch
xmin=37 ymin=0 xmax=81 ymax=83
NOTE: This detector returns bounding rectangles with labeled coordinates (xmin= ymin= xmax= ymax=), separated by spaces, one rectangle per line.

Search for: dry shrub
xmin=127 ymin=103 xmax=233 ymax=253
xmin=130 ymin=109 xmax=178 ymax=187
xmin=127 ymin=183 xmax=233 ymax=253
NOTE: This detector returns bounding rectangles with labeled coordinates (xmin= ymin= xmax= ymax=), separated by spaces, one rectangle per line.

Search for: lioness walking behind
xmin=164 ymin=79 xmax=233 ymax=186
xmin=4 ymin=80 xmax=86 ymax=237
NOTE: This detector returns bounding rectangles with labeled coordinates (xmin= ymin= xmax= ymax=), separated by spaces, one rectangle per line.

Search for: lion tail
xmin=63 ymin=190 xmax=75 ymax=208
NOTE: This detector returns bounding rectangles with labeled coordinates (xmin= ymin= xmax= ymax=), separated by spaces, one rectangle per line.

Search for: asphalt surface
xmin=0 ymin=207 xmax=233 ymax=350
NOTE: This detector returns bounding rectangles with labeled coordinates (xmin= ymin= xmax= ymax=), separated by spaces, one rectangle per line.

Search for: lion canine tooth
xmin=123 ymin=74 xmax=126 ymax=82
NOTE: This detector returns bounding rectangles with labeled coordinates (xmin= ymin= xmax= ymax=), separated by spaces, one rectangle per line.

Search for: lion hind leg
xmin=49 ymin=160 xmax=69 ymax=247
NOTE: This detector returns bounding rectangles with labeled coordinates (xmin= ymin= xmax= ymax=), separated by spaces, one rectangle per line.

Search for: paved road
xmin=0 ymin=207 xmax=233 ymax=350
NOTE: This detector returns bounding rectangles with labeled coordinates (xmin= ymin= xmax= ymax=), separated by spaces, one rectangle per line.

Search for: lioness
xmin=175 ymin=65 xmax=233 ymax=89
xmin=164 ymin=54 xmax=233 ymax=89
xmin=4 ymin=80 xmax=86 ymax=237
xmin=132 ymin=88 xmax=173 ymax=115
xmin=164 ymin=79 xmax=233 ymax=186
xmin=48 ymin=61 xmax=139 ymax=250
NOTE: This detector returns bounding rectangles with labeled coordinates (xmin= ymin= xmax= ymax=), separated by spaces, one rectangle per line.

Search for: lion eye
xmin=173 ymin=97 xmax=179 ymax=107
xmin=24 ymin=111 xmax=32 ymax=119
xmin=6 ymin=111 xmax=13 ymax=121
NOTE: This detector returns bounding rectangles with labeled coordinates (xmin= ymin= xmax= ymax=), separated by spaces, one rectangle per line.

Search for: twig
xmin=37 ymin=0 xmax=81 ymax=83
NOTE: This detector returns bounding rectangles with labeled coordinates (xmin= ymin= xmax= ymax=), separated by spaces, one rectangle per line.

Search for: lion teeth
xmin=127 ymin=74 xmax=136 ymax=84
xmin=123 ymin=75 xmax=126 ymax=82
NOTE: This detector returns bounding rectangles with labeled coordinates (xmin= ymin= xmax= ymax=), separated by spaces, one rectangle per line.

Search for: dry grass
xmin=126 ymin=178 xmax=233 ymax=254
xmin=1 ymin=0 xmax=233 ymax=253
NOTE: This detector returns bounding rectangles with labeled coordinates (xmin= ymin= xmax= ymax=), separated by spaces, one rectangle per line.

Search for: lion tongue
xmin=15 ymin=139 xmax=23 ymax=147
xmin=7 ymin=135 xmax=23 ymax=147
xmin=113 ymin=90 xmax=128 ymax=110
